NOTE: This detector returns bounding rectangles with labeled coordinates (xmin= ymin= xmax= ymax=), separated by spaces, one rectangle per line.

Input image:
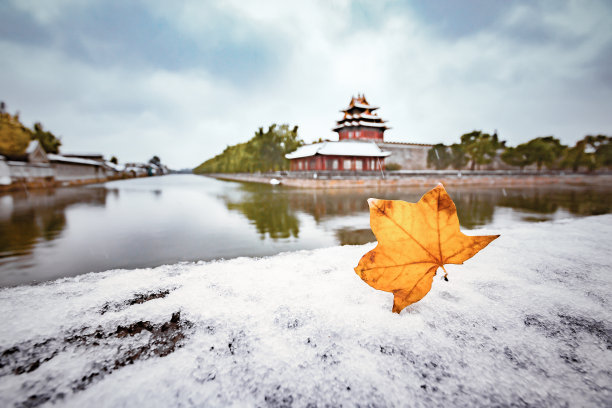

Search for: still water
xmin=1 ymin=174 xmax=611 ymax=287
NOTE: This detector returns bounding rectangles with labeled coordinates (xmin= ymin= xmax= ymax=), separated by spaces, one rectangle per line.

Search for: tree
xmin=449 ymin=143 xmax=468 ymax=169
xmin=31 ymin=122 xmax=61 ymax=154
xmin=460 ymin=131 xmax=504 ymax=170
xmin=193 ymin=124 xmax=303 ymax=174
xmin=110 ymin=156 xmax=118 ymax=164
xmin=501 ymin=145 xmax=531 ymax=170
xmin=562 ymin=135 xmax=611 ymax=171
xmin=149 ymin=156 xmax=161 ymax=165
xmin=588 ymin=135 xmax=612 ymax=169
xmin=523 ymin=136 xmax=565 ymax=171
xmin=427 ymin=144 xmax=451 ymax=169
xmin=0 ymin=109 xmax=31 ymax=156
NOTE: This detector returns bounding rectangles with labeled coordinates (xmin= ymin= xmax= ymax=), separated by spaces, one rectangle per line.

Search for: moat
xmin=1 ymin=174 xmax=611 ymax=287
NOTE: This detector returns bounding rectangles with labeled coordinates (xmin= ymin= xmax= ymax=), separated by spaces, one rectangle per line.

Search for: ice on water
xmin=1 ymin=215 xmax=611 ymax=407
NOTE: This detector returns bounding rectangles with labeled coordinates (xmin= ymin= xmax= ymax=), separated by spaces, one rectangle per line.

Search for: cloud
xmin=0 ymin=0 xmax=610 ymax=168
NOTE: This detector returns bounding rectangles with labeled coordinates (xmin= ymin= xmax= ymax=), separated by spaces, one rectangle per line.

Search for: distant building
xmin=286 ymin=95 xmax=391 ymax=171
xmin=48 ymin=154 xmax=107 ymax=182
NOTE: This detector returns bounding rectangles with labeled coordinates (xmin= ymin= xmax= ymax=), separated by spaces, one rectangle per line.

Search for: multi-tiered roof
xmin=332 ymin=94 xmax=389 ymax=134
xmin=284 ymin=94 xmax=391 ymax=171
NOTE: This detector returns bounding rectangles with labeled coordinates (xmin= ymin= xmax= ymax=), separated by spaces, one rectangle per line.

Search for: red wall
xmin=338 ymin=128 xmax=384 ymax=141
xmin=290 ymin=156 xmax=385 ymax=171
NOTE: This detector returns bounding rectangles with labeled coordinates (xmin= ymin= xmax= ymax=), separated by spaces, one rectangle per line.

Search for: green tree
xmin=523 ymin=136 xmax=565 ymax=171
xmin=449 ymin=143 xmax=468 ymax=169
xmin=563 ymin=135 xmax=612 ymax=171
xmin=588 ymin=135 xmax=612 ymax=169
xmin=460 ymin=131 xmax=505 ymax=170
xmin=501 ymin=145 xmax=531 ymax=170
xmin=427 ymin=144 xmax=451 ymax=169
xmin=110 ymin=156 xmax=118 ymax=164
xmin=193 ymin=124 xmax=302 ymax=174
xmin=31 ymin=122 xmax=61 ymax=154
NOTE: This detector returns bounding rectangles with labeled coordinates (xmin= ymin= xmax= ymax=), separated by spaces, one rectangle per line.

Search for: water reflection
xmin=335 ymin=228 xmax=375 ymax=246
xmin=221 ymin=183 xmax=612 ymax=243
xmin=223 ymin=184 xmax=300 ymax=240
xmin=0 ymin=175 xmax=610 ymax=287
xmin=0 ymin=188 xmax=107 ymax=259
xmin=498 ymin=189 xmax=612 ymax=217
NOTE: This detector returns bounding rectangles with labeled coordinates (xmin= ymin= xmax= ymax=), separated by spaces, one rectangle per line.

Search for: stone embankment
xmin=208 ymin=171 xmax=612 ymax=188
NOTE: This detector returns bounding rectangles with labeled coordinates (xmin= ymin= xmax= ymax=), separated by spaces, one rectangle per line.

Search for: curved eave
xmin=333 ymin=123 xmax=389 ymax=131
xmin=340 ymin=106 xmax=379 ymax=112
xmin=285 ymin=141 xmax=392 ymax=159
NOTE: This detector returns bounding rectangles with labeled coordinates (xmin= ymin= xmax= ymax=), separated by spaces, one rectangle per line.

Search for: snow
xmin=47 ymin=154 xmax=104 ymax=167
xmin=285 ymin=141 xmax=391 ymax=159
xmin=352 ymin=102 xmax=379 ymax=110
xmin=1 ymin=215 xmax=611 ymax=407
xmin=358 ymin=120 xmax=387 ymax=127
xmin=25 ymin=140 xmax=41 ymax=154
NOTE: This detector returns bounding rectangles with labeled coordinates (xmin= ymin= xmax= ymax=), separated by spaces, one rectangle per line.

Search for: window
xmin=371 ymin=159 xmax=375 ymax=170
xmin=355 ymin=131 xmax=361 ymax=138
xmin=332 ymin=160 xmax=338 ymax=170
xmin=343 ymin=159 xmax=351 ymax=170
xmin=355 ymin=159 xmax=363 ymax=170
xmin=298 ymin=161 xmax=302 ymax=170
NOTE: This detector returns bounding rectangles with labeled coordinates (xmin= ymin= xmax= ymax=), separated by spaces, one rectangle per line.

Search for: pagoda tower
xmin=333 ymin=94 xmax=389 ymax=141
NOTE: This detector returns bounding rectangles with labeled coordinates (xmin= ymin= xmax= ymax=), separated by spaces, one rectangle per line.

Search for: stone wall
xmin=0 ymin=156 xmax=110 ymax=191
xmin=208 ymin=172 xmax=612 ymax=189
xmin=377 ymin=142 xmax=432 ymax=170
xmin=51 ymin=163 xmax=105 ymax=182
xmin=5 ymin=161 xmax=54 ymax=181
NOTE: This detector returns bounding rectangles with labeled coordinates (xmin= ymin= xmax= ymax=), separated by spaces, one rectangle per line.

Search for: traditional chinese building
xmin=286 ymin=94 xmax=391 ymax=171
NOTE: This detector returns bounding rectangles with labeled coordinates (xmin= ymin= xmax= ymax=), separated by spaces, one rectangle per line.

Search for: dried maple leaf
xmin=355 ymin=184 xmax=499 ymax=313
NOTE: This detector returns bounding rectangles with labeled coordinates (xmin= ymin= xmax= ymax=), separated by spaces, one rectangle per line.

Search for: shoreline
xmin=206 ymin=171 xmax=612 ymax=188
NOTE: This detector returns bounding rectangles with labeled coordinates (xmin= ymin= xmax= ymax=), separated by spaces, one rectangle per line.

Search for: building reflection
xmin=222 ymin=182 xmax=612 ymax=245
xmin=0 ymin=187 xmax=108 ymax=261
xmin=335 ymin=228 xmax=375 ymax=246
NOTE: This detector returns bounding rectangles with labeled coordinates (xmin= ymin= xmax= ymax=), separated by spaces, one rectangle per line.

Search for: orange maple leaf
xmin=355 ymin=184 xmax=499 ymax=313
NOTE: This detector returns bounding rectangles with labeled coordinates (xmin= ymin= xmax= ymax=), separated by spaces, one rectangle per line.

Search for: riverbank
xmin=0 ymin=174 xmax=148 ymax=193
xmin=1 ymin=215 xmax=610 ymax=407
xmin=207 ymin=171 xmax=612 ymax=188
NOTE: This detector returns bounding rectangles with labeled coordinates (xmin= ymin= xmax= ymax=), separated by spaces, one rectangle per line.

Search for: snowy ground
xmin=1 ymin=215 xmax=611 ymax=407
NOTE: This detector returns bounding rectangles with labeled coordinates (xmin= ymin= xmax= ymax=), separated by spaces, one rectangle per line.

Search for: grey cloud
xmin=0 ymin=0 xmax=283 ymax=86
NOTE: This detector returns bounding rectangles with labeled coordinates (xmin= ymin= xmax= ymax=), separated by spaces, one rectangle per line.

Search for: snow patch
xmin=0 ymin=216 xmax=611 ymax=407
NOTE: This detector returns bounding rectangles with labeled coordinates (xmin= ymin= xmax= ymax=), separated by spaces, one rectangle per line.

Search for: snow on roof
xmin=284 ymin=143 xmax=322 ymax=159
xmin=63 ymin=153 xmax=104 ymax=159
xmin=105 ymin=161 xmax=125 ymax=171
xmin=47 ymin=154 xmax=104 ymax=166
xmin=333 ymin=121 xmax=388 ymax=131
xmin=352 ymin=102 xmax=379 ymax=110
xmin=285 ymin=141 xmax=391 ymax=159
xmin=0 ymin=215 xmax=609 ymax=407
xmin=25 ymin=140 xmax=41 ymax=154
xmin=358 ymin=121 xmax=387 ymax=127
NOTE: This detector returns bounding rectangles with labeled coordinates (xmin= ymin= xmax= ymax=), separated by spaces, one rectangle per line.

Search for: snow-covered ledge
xmin=1 ymin=216 xmax=610 ymax=407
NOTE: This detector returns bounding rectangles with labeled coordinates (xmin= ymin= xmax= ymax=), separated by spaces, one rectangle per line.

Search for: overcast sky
xmin=1 ymin=0 xmax=610 ymax=168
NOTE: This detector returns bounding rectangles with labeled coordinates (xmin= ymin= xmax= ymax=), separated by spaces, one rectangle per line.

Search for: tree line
xmin=0 ymin=102 xmax=62 ymax=156
xmin=193 ymin=124 xmax=303 ymax=174
xmin=427 ymin=131 xmax=612 ymax=172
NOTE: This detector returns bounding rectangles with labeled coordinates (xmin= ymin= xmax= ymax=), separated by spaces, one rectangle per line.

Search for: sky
xmin=1 ymin=0 xmax=611 ymax=169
